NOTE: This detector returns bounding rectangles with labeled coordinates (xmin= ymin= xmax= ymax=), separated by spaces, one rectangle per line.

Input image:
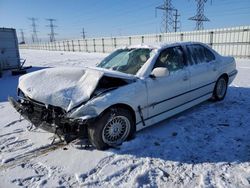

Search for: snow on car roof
xmin=119 ymin=41 xmax=204 ymax=50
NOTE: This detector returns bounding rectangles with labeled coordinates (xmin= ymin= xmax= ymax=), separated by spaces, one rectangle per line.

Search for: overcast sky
xmin=0 ymin=0 xmax=249 ymax=42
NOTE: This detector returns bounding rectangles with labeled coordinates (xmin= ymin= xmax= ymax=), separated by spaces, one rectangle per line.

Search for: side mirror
xmin=150 ymin=67 xmax=170 ymax=78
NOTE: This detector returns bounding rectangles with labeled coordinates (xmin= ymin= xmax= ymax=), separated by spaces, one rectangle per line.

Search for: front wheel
xmin=212 ymin=76 xmax=228 ymax=101
xmin=88 ymin=107 xmax=135 ymax=150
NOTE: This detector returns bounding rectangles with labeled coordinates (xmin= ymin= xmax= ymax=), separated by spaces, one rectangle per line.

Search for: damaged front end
xmin=8 ymin=65 xmax=136 ymax=144
xmin=8 ymin=93 xmax=91 ymax=143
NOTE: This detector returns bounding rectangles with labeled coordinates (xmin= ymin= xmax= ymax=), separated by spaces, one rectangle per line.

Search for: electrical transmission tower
xmin=46 ymin=18 xmax=57 ymax=42
xmin=173 ymin=9 xmax=181 ymax=32
xmin=156 ymin=0 xmax=180 ymax=33
xmin=82 ymin=28 xmax=86 ymax=39
xmin=189 ymin=0 xmax=210 ymax=30
xmin=28 ymin=17 xmax=38 ymax=43
xmin=19 ymin=29 xmax=25 ymax=44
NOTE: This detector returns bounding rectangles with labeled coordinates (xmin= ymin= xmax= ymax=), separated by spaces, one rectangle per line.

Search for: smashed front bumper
xmin=8 ymin=96 xmax=90 ymax=142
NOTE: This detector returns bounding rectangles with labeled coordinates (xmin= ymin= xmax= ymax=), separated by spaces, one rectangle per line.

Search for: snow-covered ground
xmin=0 ymin=49 xmax=249 ymax=188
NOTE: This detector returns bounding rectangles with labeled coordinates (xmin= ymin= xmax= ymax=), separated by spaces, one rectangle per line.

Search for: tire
xmin=88 ymin=107 xmax=135 ymax=150
xmin=212 ymin=76 xmax=228 ymax=101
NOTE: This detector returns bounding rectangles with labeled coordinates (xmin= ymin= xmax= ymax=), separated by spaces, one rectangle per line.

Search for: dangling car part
xmin=9 ymin=42 xmax=237 ymax=150
xmin=8 ymin=96 xmax=89 ymax=143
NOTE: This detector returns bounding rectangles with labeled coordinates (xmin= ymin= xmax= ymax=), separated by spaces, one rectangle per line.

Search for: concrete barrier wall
xmin=20 ymin=26 xmax=250 ymax=58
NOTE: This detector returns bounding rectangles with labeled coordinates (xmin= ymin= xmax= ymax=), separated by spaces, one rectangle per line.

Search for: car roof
xmin=122 ymin=41 xmax=206 ymax=50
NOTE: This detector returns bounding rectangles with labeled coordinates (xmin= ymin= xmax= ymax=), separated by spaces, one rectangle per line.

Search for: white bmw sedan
xmin=9 ymin=42 xmax=237 ymax=150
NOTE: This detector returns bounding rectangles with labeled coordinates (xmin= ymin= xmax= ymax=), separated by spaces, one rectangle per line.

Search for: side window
xmin=186 ymin=46 xmax=194 ymax=65
xmin=186 ymin=45 xmax=196 ymax=65
xmin=154 ymin=46 xmax=185 ymax=72
xmin=197 ymin=46 xmax=206 ymax=63
xmin=204 ymin=47 xmax=215 ymax=62
xmin=187 ymin=44 xmax=215 ymax=65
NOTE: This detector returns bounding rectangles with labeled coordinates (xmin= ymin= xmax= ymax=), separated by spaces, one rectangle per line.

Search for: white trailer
xmin=0 ymin=28 xmax=20 ymax=71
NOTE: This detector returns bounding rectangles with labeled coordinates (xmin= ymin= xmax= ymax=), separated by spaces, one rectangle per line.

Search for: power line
xmin=68 ymin=1 xmax=157 ymax=27
xmin=156 ymin=0 xmax=180 ymax=33
xmin=28 ymin=17 xmax=38 ymax=43
xmin=19 ymin=29 xmax=25 ymax=44
xmin=173 ymin=9 xmax=181 ymax=32
xmin=46 ymin=18 xmax=57 ymax=42
xmin=81 ymin=28 xmax=86 ymax=39
xmin=189 ymin=0 xmax=211 ymax=30
xmin=156 ymin=0 xmax=174 ymax=33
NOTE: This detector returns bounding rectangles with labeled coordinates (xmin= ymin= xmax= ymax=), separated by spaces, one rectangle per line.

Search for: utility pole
xmin=46 ymin=18 xmax=57 ymax=42
xmin=19 ymin=29 xmax=25 ymax=44
xmin=189 ymin=0 xmax=210 ymax=30
xmin=28 ymin=17 xmax=38 ymax=43
xmin=173 ymin=9 xmax=181 ymax=32
xmin=81 ymin=28 xmax=86 ymax=39
xmin=156 ymin=0 xmax=177 ymax=33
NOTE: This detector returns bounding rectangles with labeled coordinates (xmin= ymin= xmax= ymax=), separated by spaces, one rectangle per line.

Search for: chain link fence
xmin=20 ymin=26 xmax=250 ymax=58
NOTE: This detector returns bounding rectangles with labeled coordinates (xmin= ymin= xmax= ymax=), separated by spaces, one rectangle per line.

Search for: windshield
xmin=97 ymin=48 xmax=154 ymax=75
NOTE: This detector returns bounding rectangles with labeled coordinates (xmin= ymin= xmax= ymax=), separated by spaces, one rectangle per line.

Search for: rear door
xmin=185 ymin=44 xmax=218 ymax=96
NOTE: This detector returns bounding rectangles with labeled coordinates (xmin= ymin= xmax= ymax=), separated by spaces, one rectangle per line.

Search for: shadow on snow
xmin=112 ymin=86 xmax=250 ymax=164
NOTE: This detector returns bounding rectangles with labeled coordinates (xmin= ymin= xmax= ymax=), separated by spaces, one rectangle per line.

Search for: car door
xmin=145 ymin=46 xmax=190 ymax=126
xmin=185 ymin=44 xmax=218 ymax=96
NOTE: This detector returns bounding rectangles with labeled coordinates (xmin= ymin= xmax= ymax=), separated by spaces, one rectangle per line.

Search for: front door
xmin=145 ymin=46 xmax=190 ymax=126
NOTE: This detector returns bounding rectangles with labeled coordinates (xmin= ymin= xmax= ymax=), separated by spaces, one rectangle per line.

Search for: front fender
xmin=67 ymin=80 xmax=148 ymax=124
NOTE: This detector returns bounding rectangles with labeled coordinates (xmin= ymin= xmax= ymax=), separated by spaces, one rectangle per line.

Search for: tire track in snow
xmin=12 ymin=161 xmax=78 ymax=188
xmin=0 ymin=129 xmax=25 ymax=138
xmin=0 ymin=138 xmax=31 ymax=153
xmin=0 ymin=142 xmax=67 ymax=170
xmin=76 ymin=155 xmax=172 ymax=187
xmin=4 ymin=118 xmax=25 ymax=128
xmin=0 ymin=136 xmax=17 ymax=147
xmin=11 ymin=162 xmax=51 ymax=187
xmin=75 ymin=154 xmax=116 ymax=186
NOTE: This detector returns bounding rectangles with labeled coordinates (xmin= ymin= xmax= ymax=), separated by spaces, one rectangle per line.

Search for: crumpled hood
xmin=19 ymin=67 xmax=104 ymax=112
xmin=18 ymin=66 xmax=136 ymax=112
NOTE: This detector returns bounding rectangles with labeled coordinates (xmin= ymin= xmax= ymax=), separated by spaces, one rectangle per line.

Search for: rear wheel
xmin=88 ymin=107 xmax=135 ymax=150
xmin=212 ymin=76 xmax=228 ymax=101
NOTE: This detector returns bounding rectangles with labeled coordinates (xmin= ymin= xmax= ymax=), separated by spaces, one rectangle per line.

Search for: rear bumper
xmin=228 ymin=70 xmax=238 ymax=85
